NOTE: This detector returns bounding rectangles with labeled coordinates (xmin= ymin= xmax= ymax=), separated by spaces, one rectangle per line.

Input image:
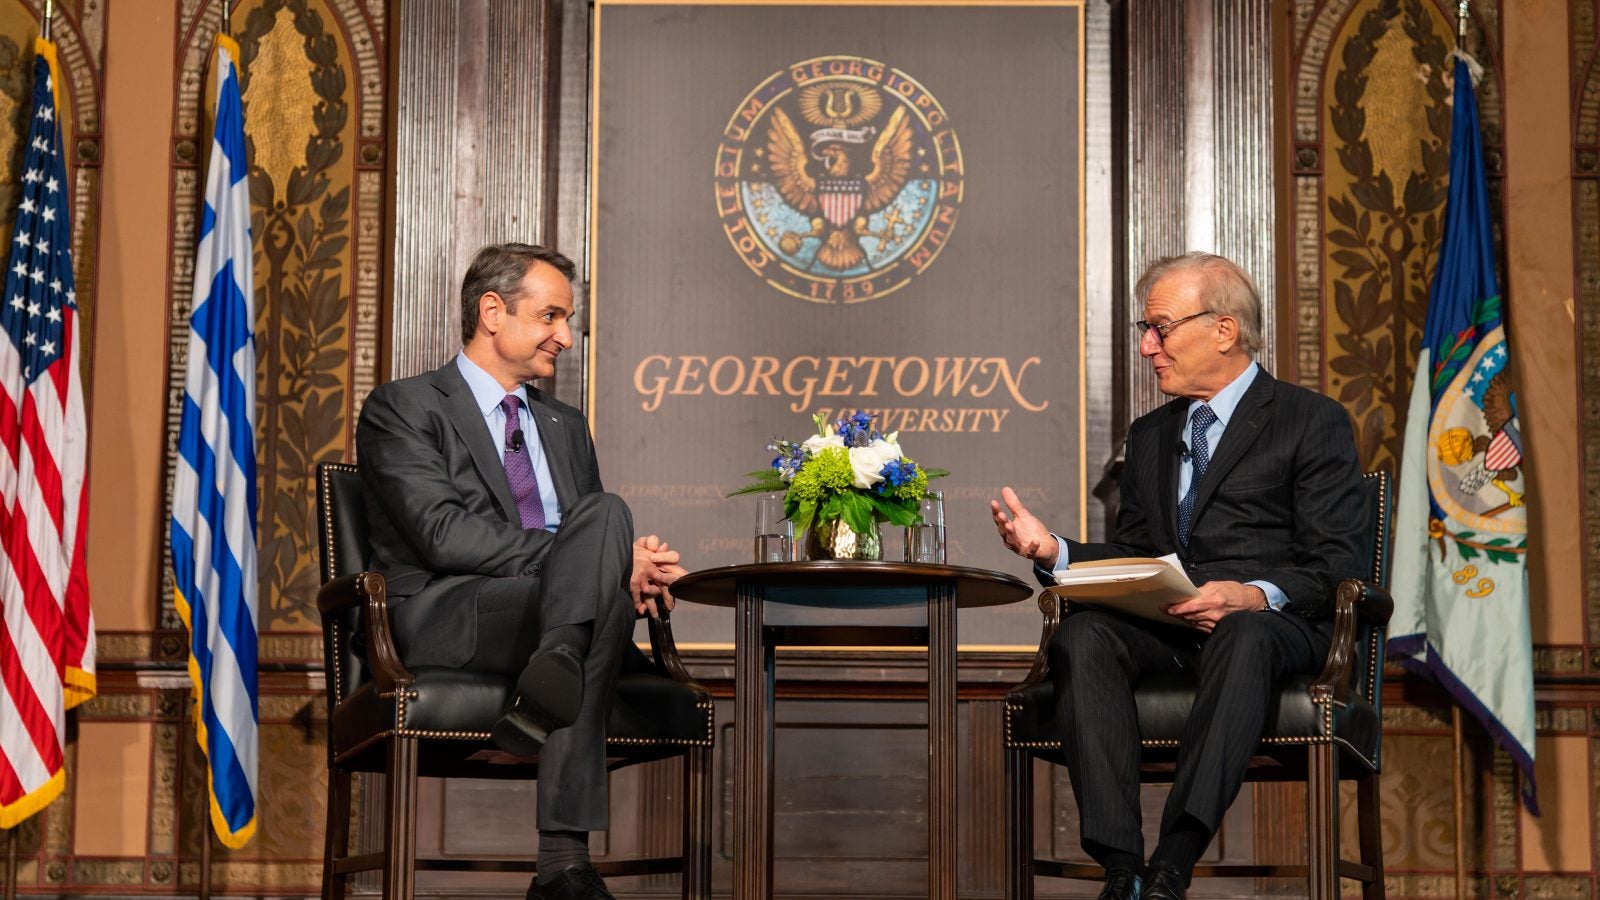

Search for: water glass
xmin=753 ymin=494 xmax=793 ymax=563
xmin=905 ymin=490 xmax=946 ymax=563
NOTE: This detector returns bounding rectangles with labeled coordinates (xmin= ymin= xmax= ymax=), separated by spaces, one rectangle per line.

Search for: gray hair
xmin=1134 ymin=252 xmax=1263 ymax=356
xmin=459 ymin=243 xmax=577 ymax=344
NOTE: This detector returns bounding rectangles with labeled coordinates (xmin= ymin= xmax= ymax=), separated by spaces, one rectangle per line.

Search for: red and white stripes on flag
xmin=0 ymin=37 xmax=95 ymax=829
xmin=1483 ymin=429 xmax=1521 ymax=472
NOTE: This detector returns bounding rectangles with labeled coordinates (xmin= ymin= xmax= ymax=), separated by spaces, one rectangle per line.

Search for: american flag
xmin=0 ymin=38 xmax=95 ymax=829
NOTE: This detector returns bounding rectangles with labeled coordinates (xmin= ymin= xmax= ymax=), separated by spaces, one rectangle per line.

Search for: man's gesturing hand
xmin=630 ymin=534 xmax=686 ymax=618
xmin=990 ymin=486 xmax=1058 ymax=568
xmin=1163 ymin=580 xmax=1268 ymax=632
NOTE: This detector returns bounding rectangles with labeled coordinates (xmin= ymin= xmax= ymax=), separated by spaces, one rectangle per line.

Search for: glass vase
xmin=806 ymin=517 xmax=884 ymax=561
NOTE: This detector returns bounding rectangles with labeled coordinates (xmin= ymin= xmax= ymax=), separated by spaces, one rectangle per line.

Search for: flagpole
xmin=4 ymin=826 xmax=17 ymax=900
xmin=40 ymin=0 xmax=51 ymax=41
xmin=1453 ymin=707 xmax=1468 ymax=900
xmin=1449 ymin=18 xmax=1471 ymax=900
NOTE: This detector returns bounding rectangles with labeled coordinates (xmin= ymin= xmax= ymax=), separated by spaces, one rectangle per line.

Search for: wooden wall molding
xmin=385 ymin=0 xmax=560 ymax=382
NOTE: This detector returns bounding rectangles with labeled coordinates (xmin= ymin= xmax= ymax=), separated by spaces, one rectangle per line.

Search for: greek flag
xmin=169 ymin=35 xmax=258 ymax=848
xmin=1387 ymin=54 xmax=1536 ymax=811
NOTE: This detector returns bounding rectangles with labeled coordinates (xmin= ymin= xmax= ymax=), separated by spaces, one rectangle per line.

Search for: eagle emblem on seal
xmin=714 ymin=56 xmax=963 ymax=304
xmin=766 ymin=83 xmax=914 ymax=271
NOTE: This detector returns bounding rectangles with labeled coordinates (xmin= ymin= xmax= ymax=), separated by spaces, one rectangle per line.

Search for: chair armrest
xmin=1310 ymin=578 xmax=1391 ymax=704
xmin=1004 ymin=591 xmax=1061 ymax=702
xmin=315 ymin=571 xmax=413 ymax=697
xmin=1348 ymin=580 xmax=1394 ymax=626
xmin=647 ymin=611 xmax=711 ymax=701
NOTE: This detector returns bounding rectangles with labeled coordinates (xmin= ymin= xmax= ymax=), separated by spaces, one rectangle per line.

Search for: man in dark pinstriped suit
xmin=991 ymin=253 xmax=1365 ymax=900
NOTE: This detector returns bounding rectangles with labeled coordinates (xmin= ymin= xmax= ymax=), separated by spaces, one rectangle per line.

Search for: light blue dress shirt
xmin=1043 ymin=361 xmax=1287 ymax=611
xmin=455 ymin=353 xmax=563 ymax=531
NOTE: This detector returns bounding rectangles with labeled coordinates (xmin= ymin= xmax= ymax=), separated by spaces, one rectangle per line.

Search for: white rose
xmin=801 ymin=432 xmax=845 ymax=455
xmin=849 ymin=439 xmax=903 ymax=490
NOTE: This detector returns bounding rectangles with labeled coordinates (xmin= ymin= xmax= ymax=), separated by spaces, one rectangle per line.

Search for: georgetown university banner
xmin=590 ymin=2 xmax=1084 ymax=644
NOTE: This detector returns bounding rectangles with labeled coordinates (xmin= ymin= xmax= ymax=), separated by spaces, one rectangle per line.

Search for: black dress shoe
xmin=1139 ymin=862 xmax=1188 ymax=900
xmin=526 ymin=862 xmax=615 ymax=899
xmin=1098 ymin=866 xmax=1141 ymax=900
xmin=491 ymin=642 xmax=586 ymax=757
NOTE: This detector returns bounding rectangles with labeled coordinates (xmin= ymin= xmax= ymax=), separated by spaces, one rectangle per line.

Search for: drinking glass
xmin=753 ymin=494 xmax=793 ymax=563
xmin=905 ymin=490 xmax=946 ymax=563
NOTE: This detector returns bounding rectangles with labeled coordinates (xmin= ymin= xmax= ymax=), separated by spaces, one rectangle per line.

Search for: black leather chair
xmin=315 ymin=461 xmax=714 ymax=899
xmin=1003 ymin=470 xmax=1393 ymax=900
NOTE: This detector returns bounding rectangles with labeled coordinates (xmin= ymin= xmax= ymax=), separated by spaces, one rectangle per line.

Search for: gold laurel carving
xmin=1321 ymin=0 xmax=1452 ymax=472
xmin=237 ymin=0 xmax=354 ymax=632
xmin=240 ymin=5 xmax=315 ymax=191
xmin=0 ymin=33 xmax=30 ymax=216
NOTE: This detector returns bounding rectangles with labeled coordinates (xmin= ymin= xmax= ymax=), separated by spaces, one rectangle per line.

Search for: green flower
xmin=811 ymin=447 xmax=855 ymax=490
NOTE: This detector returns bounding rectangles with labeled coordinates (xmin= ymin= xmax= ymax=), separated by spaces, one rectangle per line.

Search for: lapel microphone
xmin=1174 ymin=439 xmax=1189 ymax=461
xmin=508 ymin=429 xmax=525 ymax=453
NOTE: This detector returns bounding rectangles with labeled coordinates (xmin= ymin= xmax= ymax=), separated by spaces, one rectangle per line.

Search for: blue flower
xmin=768 ymin=439 xmax=807 ymax=482
xmin=875 ymin=458 xmax=920 ymax=494
xmin=836 ymin=410 xmax=879 ymax=447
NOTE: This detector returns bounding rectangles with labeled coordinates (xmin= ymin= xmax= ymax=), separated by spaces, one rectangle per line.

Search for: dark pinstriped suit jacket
xmin=1061 ymin=369 xmax=1366 ymax=635
xmin=355 ymin=361 xmax=603 ymax=668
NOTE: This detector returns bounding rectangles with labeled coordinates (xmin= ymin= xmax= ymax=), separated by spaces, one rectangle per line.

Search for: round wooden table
xmin=671 ymin=561 xmax=1031 ymax=899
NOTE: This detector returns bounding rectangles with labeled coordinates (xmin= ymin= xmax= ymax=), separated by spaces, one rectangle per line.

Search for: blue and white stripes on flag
xmin=169 ymin=35 xmax=259 ymax=849
xmin=1387 ymin=54 xmax=1536 ymax=812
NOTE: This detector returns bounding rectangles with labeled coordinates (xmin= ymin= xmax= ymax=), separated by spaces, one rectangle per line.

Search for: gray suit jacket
xmin=355 ymin=360 xmax=603 ymax=667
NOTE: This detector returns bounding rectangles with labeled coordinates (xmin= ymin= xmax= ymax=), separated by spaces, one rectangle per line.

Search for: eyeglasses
xmin=1134 ymin=310 xmax=1216 ymax=345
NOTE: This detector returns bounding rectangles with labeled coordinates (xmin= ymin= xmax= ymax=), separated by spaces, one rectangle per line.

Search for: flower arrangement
xmin=733 ymin=411 xmax=945 ymax=558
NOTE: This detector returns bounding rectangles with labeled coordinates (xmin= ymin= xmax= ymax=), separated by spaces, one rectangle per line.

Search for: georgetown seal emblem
xmin=715 ymin=56 xmax=963 ymax=304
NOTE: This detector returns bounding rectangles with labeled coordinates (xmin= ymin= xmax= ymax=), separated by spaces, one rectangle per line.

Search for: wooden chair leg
xmin=384 ymin=736 xmax=419 ymax=900
xmin=682 ymin=745 xmax=712 ymax=900
xmin=323 ymin=766 xmax=353 ymax=900
xmin=1005 ymin=747 xmax=1035 ymax=900
xmin=1358 ymin=769 xmax=1385 ymax=900
xmin=1305 ymin=742 xmax=1339 ymax=900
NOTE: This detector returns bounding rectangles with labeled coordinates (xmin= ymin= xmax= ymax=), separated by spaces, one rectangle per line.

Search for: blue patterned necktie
xmin=500 ymin=395 xmax=546 ymax=530
xmin=1177 ymin=403 xmax=1217 ymax=547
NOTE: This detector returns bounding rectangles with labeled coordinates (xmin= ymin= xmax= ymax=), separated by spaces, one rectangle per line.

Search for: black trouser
xmin=453 ymin=492 xmax=637 ymax=832
xmin=1048 ymin=607 xmax=1327 ymax=861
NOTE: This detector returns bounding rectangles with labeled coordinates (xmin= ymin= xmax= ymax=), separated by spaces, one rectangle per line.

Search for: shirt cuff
xmin=1249 ymin=580 xmax=1287 ymax=611
xmin=1032 ymin=535 xmax=1072 ymax=583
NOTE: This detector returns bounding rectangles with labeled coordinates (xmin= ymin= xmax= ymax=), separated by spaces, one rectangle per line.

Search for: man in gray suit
xmin=992 ymin=253 xmax=1364 ymax=900
xmin=357 ymin=243 xmax=684 ymax=900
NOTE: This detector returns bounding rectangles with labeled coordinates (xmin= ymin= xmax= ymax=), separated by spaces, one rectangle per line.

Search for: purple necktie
xmin=500 ymin=395 xmax=546 ymax=530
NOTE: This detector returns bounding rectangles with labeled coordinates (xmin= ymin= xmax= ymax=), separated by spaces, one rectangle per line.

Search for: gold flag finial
xmin=42 ymin=0 xmax=53 ymax=41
